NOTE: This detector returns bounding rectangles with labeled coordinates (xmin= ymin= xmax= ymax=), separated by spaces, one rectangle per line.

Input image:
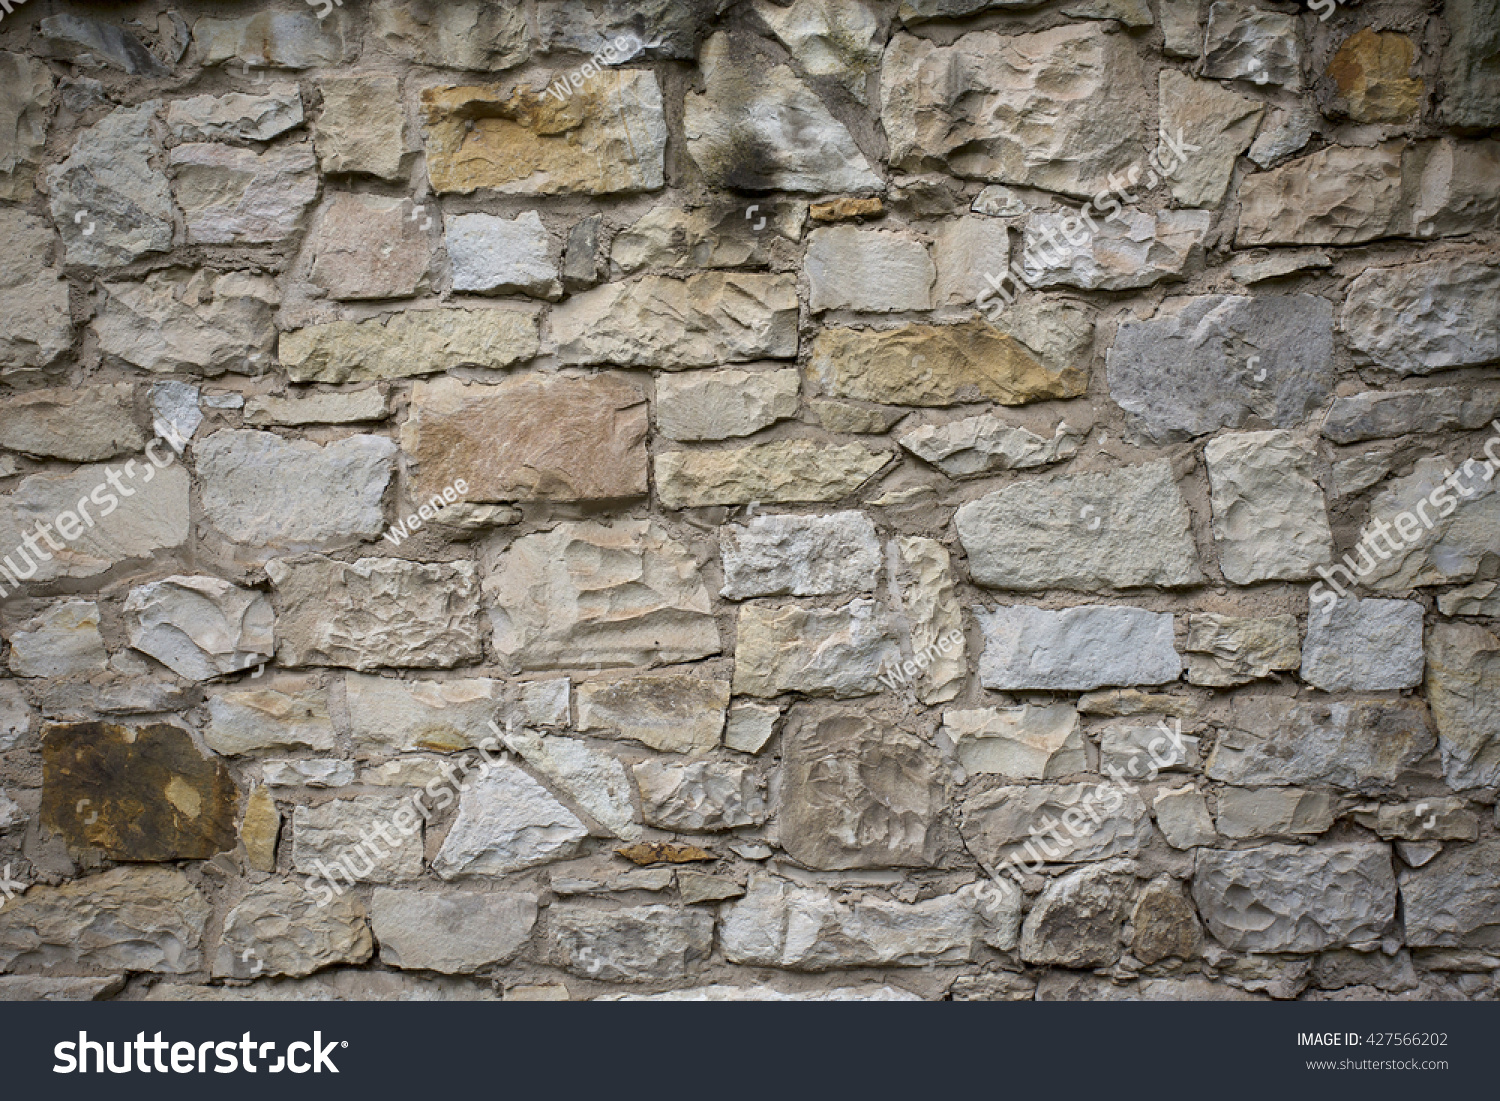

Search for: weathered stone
xmin=780 ymin=711 xmax=941 ymax=869
xmin=0 ymin=53 xmax=53 ymax=201
xmin=268 ymin=556 xmax=484 ymax=671
xmin=1341 ymin=256 xmax=1500 ymax=376
xmin=446 ymin=211 xmax=558 ymax=298
xmin=1107 ymin=294 xmax=1334 ymax=443
xmin=553 ymin=273 xmax=798 ymax=368
xmin=720 ymin=512 xmax=880 ymax=600
xmin=514 ymin=679 xmax=570 ymax=729
xmin=1038 ymin=974 xmax=1266 ymax=1000
xmin=722 ymin=877 xmax=1019 ymax=968
xmin=575 ymin=674 xmax=729 ymax=754
xmin=433 ymin=762 xmax=589 ymax=878
xmin=1230 ymin=248 xmax=1332 ymax=284
xmin=421 ymin=74 xmax=665 ymax=196
xmin=1439 ymin=581 xmax=1500 ymax=617
xmin=40 ymin=680 xmax=200 ymax=721
xmin=8 ymin=600 xmax=109 ymax=679
xmin=1205 ymin=430 xmax=1333 ymax=584
xmin=150 ymin=381 xmax=201 ymax=454
xmin=198 ymin=430 xmax=396 ymax=549
xmin=0 ymin=209 xmax=70 ymax=372
xmin=1302 ymin=597 xmax=1424 ymax=692
xmin=610 ymin=202 xmax=804 ymax=276
xmin=562 ymin=215 xmax=602 ymax=290
xmin=373 ymin=889 xmax=537 ymax=974
xmin=214 ymin=880 xmax=371 ymax=979
xmin=314 ymin=74 xmax=407 ymax=179
xmin=809 ymin=311 xmax=1091 ymax=407
xmin=1185 ymin=613 xmax=1300 ymax=687
xmin=890 ymin=536 xmax=966 ymax=705
xmin=1020 ymin=861 xmax=1134 ymax=967
xmin=1159 ymin=71 xmax=1263 ymax=208
xmin=882 ymin=25 xmax=1147 ymax=198
xmin=170 ymin=142 xmax=320 ymax=246
xmin=193 ymin=12 xmax=353 ymax=69
xmin=293 ymin=793 xmax=425 ymax=883
xmin=1021 ymin=209 xmax=1210 ymax=291
xmin=42 ymin=721 xmax=237 ymax=861
xmin=634 ymin=760 xmax=767 ymax=831
xmin=734 ymin=600 xmax=900 ymax=699
xmin=962 ymin=783 xmax=1152 ymax=865
xmin=1334 ymin=451 xmax=1397 ymax=498
xmin=0 ymin=867 xmax=209 ymax=975
xmin=552 ymin=904 xmax=714 ymax=982
xmin=1154 ymin=785 xmax=1217 ymax=849
xmin=245 ymin=389 xmax=388 ymax=426
xmin=264 ymin=759 xmax=357 ymax=788
xmin=901 ymin=416 xmax=1081 ymax=479
xmin=1160 ymin=0 xmax=1202 ymax=57
xmin=242 ymin=786 xmax=279 ymax=872
xmin=486 ymin=521 xmax=720 ymax=670
xmin=1400 ymin=841 xmax=1500 ymax=948
xmin=0 ymin=976 xmax=123 ymax=1001
xmin=1248 ymin=104 xmax=1317 ymax=168
xmin=501 ymin=730 xmax=639 ymax=840
xmin=206 ymin=683 xmax=335 ymax=756
xmin=1329 ymin=29 xmax=1423 ymax=124
xmin=677 ymin=872 xmax=746 ymax=906
xmin=124 ymin=576 xmax=275 ymax=682
xmin=977 ymin=605 xmax=1181 ymax=691
xmin=1098 ymin=716 xmax=1199 ymax=774
xmin=34 ymin=12 xmax=167 ymax=74
xmin=282 ymin=308 xmax=539 ymax=384
xmin=1203 ymin=2 xmax=1301 ymax=87
xmin=1324 ymin=385 xmax=1500 ymax=446
xmin=754 ymin=0 xmax=883 ymax=103
xmin=165 ymin=86 xmax=304 ymax=143
xmin=970 ymin=184 xmax=1029 ymax=217
xmin=931 ymin=216 xmax=1011 ymax=306
xmin=807 ymin=227 xmax=934 ymax=312
xmin=942 ymin=705 xmax=1084 ymax=779
xmin=1407 ymin=136 xmax=1500 ymax=236
xmin=1206 ymin=696 xmax=1435 ymax=793
xmin=1351 ymin=798 xmax=1477 ymax=841
xmin=725 ymin=703 xmax=779 ymax=755
xmin=370 ymin=0 xmax=528 ymax=70
xmin=1193 ymin=843 xmax=1397 ymax=952
xmin=1237 ymin=143 xmax=1403 ymax=247
xmin=1216 ymin=787 xmax=1336 ymax=839
xmin=686 ymin=32 xmax=881 ymax=193
xmin=655 ymin=368 xmax=800 ymax=443
xmin=958 ymin=460 xmax=1201 ymax=591
xmin=1352 ymin=457 xmax=1500 ymax=592
xmin=1426 ymin=621 xmax=1500 ymax=790
xmin=0 ymin=682 xmax=33 ymax=751
xmin=401 ymin=375 xmax=645 ymax=504
xmin=345 ymin=674 xmax=502 ymax=753
xmin=306 ymin=193 xmax=431 ymax=301
xmin=805 ymin=401 xmax=906 ymax=435
xmin=657 ymin=442 xmax=888 ymax=509
xmin=1440 ymin=0 xmax=1500 ymax=129
xmin=95 ymin=270 xmax=280 ymax=376
xmin=1132 ymin=876 xmax=1202 ymax=964
xmin=536 ymin=0 xmax=725 ymax=60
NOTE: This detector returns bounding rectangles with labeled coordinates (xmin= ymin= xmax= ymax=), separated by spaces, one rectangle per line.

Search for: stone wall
xmin=0 ymin=0 xmax=1496 ymax=1002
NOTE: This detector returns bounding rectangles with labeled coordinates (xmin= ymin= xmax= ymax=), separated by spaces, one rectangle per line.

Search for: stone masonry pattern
xmin=0 ymin=0 xmax=1495 ymax=1003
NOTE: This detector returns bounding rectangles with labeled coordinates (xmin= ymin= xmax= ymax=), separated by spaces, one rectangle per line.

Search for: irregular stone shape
xmin=722 ymin=877 xmax=1020 ymax=968
xmin=725 ymin=703 xmax=779 ymax=755
xmin=1184 ymin=613 xmax=1300 ymax=687
xmin=345 ymin=674 xmax=502 ymax=753
xmin=1154 ymin=785 xmax=1217 ymax=849
xmin=1323 ymin=385 xmax=1500 ymax=445
xmin=501 ymin=730 xmax=639 ymax=840
xmin=41 ymin=721 xmax=237 ymax=861
xmin=552 ymin=904 xmax=714 ymax=983
xmin=1206 ymin=696 xmax=1435 ymax=793
xmin=198 ymin=430 xmax=396 ymax=549
xmin=881 ymin=24 xmax=1147 ymax=199
xmin=806 ymin=401 xmax=906 ymax=435
xmin=809 ymin=310 xmax=1091 ymax=408
xmin=1400 ymin=841 xmax=1500 ymax=948
xmin=1216 ymin=787 xmax=1336 ymax=839
xmin=242 ymin=786 xmax=279 ymax=872
xmin=373 ymin=889 xmax=537 ymax=974
xmin=685 ymin=32 xmax=881 ymax=193
xmin=0 ymin=867 xmax=209 ymax=975
xmin=1106 ymin=294 xmax=1335 ymax=443
xmin=447 ymin=211 xmax=558 ymax=298
xmin=552 ymin=273 xmax=798 ymax=368
xmin=1098 ymin=716 xmax=1199 ymax=774
xmin=46 ymin=103 xmax=174 ymax=268
xmin=1193 ymin=843 xmax=1396 ymax=952
xmin=94 ymin=270 xmax=280 ymax=377
xmin=720 ymin=511 xmax=880 ymax=600
xmin=634 ymin=760 xmax=767 ymax=831
xmin=35 ymin=12 xmax=168 ymax=75
xmin=151 ymin=381 xmax=202 ymax=454
xmin=779 ymin=711 xmax=941 ymax=870
xmin=165 ymin=86 xmax=304 ymax=142
xmin=485 ymin=521 xmax=720 ymax=670
xmin=754 ymin=0 xmax=882 ymax=103
xmin=215 ymin=880 xmax=371 ymax=979
xmin=205 ymin=683 xmax=335 ymax=756
xmin=733 ymin=600 xmax=899 ymax=699
xmin=262 ymin=760 xmax=357 ymax=788
xmin=0 ymin=210 xmax=71 ymax=370
xmin=957 ymin=460 xmax=1202 ymax=591
xmin=656 ymin=441 xmax=888 ymax=509
xmin=1205 ymin=430 xmax=1333 ymax=584
xmin=575 ymin=674 xmax=729 ymax=754
xmin=0 ymin=53 xmax=53 ymax=201
xmin=1439 ymin=581 xmax=1500 ymax=617
xmin=192 ymin=12 xmax=353 ymax=68
xmin=1020 ymin=209 xmax=1210 ymax=291
xmin=1159 ymin=71 xmax=1263 ymax=208
xmin=1329 ymin=29 xmax=1423 ymax=123
xmin=536 ymin=0 xmax=725 ymax=59
xmin=563 ymin=214 xmax=602 ymax=290
xmin=1441 ymin=0 xmax=1500 ymax=128
xmin=421 ymin=73 xmax=665 ymax=196
xmin=433 ymin=762 xmax=589 ymax=878
xmin=307 ymin=193 xmax=431 ymax=301
xmin=245 ymin=389 xmax=388 ymax=426
xmin=1406 ymin=138 xmax=1500 ymax=238
xmin=1425 ymin=621 xmax=1500 ymax=790
xmin=1247 ymin=103 xmax=1317 ymax=168
xmin=0 ymin=461 xmax=190 ymax=582
xmin=124 ymin=576 xmax=275 ymax=682
xmin=292 ymin=793 xmax=425 ymax=884
xmin=1352 ymin=457 xmax=1500 ymax=592
xmin=8 ymin=600 xmax=108 ymax=679
xmin=1301 ymin=597 xmax=1424 ymax=692
xmin=963 ymin=782 xmax=1151 ymax=866
xmin=1062 ymin=0 xmax=1153 ymax=25
xmin=677 ymin=872 xmax=746 ymax=906
xmin=281 ymin=308 xmax=540 ymax=384
xmin=1020 ymin=861 xmax=1133 ymax=967
xmin=970 ymin=184 xmax=1029 ymax=217
xmin=0 ymin=682 xmax=33 ymax=751
xmin=170 ymin=142 xmax=320 ymax=246
xmin=655 ymin=368 xmax=800 ymax=443
xmin=1203 ymin=2 xmax=1301 ymax=88
xmin=314 ymin=73 xmax=407 ymax=179
xmin=370 ymin=0 xmax=529 ymax=69
xmin=0 ymin=976 xmax=123 ymax=1001
xmin=977 ymin=605 xmax=1181 ymax=691
xmin=902 ymin=416 xmax=1082 ymax=480
xmin=942 ymin=704 xmax=1084 ymax=778
xmin=515 ymin=679 xmax=570 ymax=728
xmin=1230 ymin=248 xmax=1333 ymax=284
xmin=890 ymin=535 xmax=966 ymax=705
xmin=609 ymin=202 xmax=803 ymax=276
xmin=268 ymin=556 xmax=483 ymax=671
xmin=1038 ymin=974 xmax=1265 ymax=1001
xmin=1132 ymin=876 xmax=1201 ymax=964
xmin=806 ymin=227 xmax=934 ymax=313
xmin=1340 ymin=256 xmax=1500 ymax=376
xmin=401 ymin=375 xmax=646 ymax=504
xmin=1237 ymin=143 xmax=1403 ymax=247
xmin=932 ymin=216 xmax=1011 ymax=306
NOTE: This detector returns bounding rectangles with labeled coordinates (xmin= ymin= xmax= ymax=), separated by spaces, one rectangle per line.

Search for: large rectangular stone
xmin=656 ymin=441 xmax=888 ymax=508
xmin=1340 ymin=256 xmax=1500 ymax=376
xmin=0 ymin=384 xmax=143 ymax=462
xmin=575 ymin=673 xmax=729 ymax=753
xmin=977 ymin=605 xmax=1181 ymax=691
xmin=279 ymin=308 xmax=540 ymax=384
xmin=1400 ymin=842 xmax=1500 ymax=948
xmin=733 ymin=600 xmax=899 ymax=698
xmin=345 ymin=674 xmax=503 ymax=753
xmin=961 ymin=783 xmax=1152 ymax=866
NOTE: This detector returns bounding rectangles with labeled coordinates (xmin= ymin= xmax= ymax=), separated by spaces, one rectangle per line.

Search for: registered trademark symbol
xmin=342 ymin=1041 xmax=348 ymax=1047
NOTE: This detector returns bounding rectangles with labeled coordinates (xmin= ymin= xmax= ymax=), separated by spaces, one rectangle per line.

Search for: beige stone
xmin=1237 ymin=143 xmax=1404 ymax=247
xmin=941 ymin=705 xmax=1084 ymax=779
xmin=206 ymin=683 xmax=336 ymax=756
xmin=242 ymin=786 xmax=280 ymax=872
xmin=0 ymin=53 xmax=53 ymax=200
xmin=655 ymin=368 xmax=800 ymax=442
xmin=655 ymin=440 xmax=889 ymax=508
xmin=244 ymin=390 xmax=388 ymax=426
xmin=891 ymin=536 xmax=966 ymax=704
xmin=306 ymin=193 xmax=431 ymax=300
xmin=314 ymin=74 xmax=407 ymax=179
xmin=576 ymin=674 xmax=730 ymax=753
xmin=94 ymin=270 xmax=280 ymax=377
xmin=371 ymin=0 xmax=529 ymax=70
xmin=345 ymin=674 xmax=503 ymax=753
xmin=170 ymin=142 xmax=320 ymax=246
xmin=0 ymin=209 xmax=71 ymax=372
xmin=280 ymin=308 xmax=540 ymax=383
xmin=732 ymin=600 xmax=899 ymax=698
xmin=1158 ymin=71 xmax=1264 ymax=209
xmin=0 ymin=384 xmax=141 ymax=463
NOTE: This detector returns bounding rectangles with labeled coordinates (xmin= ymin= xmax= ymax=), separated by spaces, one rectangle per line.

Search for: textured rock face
xmin=1237 ymin=144 xmax=1404 ymax=246
xmin=610 ymin=203 xmax=803 ymax=277
xmin=654 ymin=368 xmax=800 ymax=442
xmin=720 ymin=512 xmax=881 ymax=599
xmin=446 ymin=212 xmax=559 ymax=299
xmin=372 ymin=890 xmax=537 ymax=974
xmin=1202 ymin=2 xmax=1301 ymax=88
xmin=95 ymin=271 xmax=280 ymax=376
xmin=206 ymin=683 xmax=335 ymax=756
xmin=7 ymin=601 xmax=104 ymax=679
xmin=1020 ymin=209 xmax=1210 ymax=291
xmin=941 ymin=705 xmax=1084 ymax=779
xmin=1301 ymin=598 xmax=1424 ymax=692
xmin=1192 ymin=844 xmax=1397 ymax=953
xmin=1425 ymin=622 xmax=1500 ymax=790
xmin=124 ymin=576 xmax=275 ymax=681
xmin=634 ymin=760 xmax=767 ymax=831
xmin=171 ymin=143 xmax=320 ymax=246
xmin=976 ymin=605 xmax=1181 ymax=691
xmin=314 ymin=74 xmax=407 ymax=179
xmin=1441 ymin=0 xmax=1500 ymax=128
xmin=1340 ymin=257 xmax=1500 ymax=375
xmin=371 ymin=0 xmax=529 ymax=69
xmin=0 ymin=52 xmax=52 ymax=201
xmin=1322 ymin=384 xmax=1500 ymax=443
xmin=433 ymin=763 xmax=588 ymax=878
xmin=891 ymin=536 xmax=966 ymax=705
xmin=576 ymin=673 xmax=730 ymax=754
xmin=215 ymin=882 xmax=372 ymax=979
xmin=293 ymin=793 xmax=426 ymax=884
xmin=0 ymin=209 xmax=71 ymax=372
xmin=306 ymin=193 xmax=431 ymax=301
xmin=1020 ymin=862 xmax=1134 ymax=967
xmin=1400 ymin=842 xmax=1500 ymax=948
xmin=1216 ymin=787 xmax=1335 ymax=839
xmin=166 ymin=87 xmax=304 ymax=143
xmin=1329 ymin=29 xmax=1423 ymax=124
xmin=962 ymin=783 xmax=1152 ymax=865
xmin=0 ymin=385 xmax=141 ymax=463
xmin=807 ymin=227 xmax=934 ymax=312
xmin=733 ymin=601 xmax=899 ymax=698
xmin=1184 ymin=613 xmax=1300 ymax=687
xmin=1132 ymin=876 xmax=1201 ymax=964
xmin=1158 ymin=71 xmax=1263 ymax=208
xmin=280 ymin=308 xmax=540 ymax=383
xmin=552 ymin=905 xmax=715 ymax=982
xmin=1205 ymin=430 xmax=1333 ymax=584
xmin=345 ymin=675 xmax=502 ymax=753
xmin=502 ymin=730 xmax=640 ymax=840
xmin=656 ymin=441 xmax=888 ymax=508
xmin=193 ymin=12 xmax=352 ymax=68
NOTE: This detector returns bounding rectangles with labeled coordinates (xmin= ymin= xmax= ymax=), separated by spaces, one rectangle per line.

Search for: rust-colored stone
xmin=809 ymin=197 xmax=885 ymax=222
xmin=1329 ymin=29 xmax=1423 ymax=124
xmin=615 ymin=842 xmax=716 ymax=866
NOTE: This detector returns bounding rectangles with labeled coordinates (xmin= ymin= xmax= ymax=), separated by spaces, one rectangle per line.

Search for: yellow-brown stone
xmin=810 ymin=197 xmax=885 ymax=222
xmin=242 ymin=785 xmax=280 ymax=872
xmin=1329 ymin=29 xmax=1423 ymax=124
